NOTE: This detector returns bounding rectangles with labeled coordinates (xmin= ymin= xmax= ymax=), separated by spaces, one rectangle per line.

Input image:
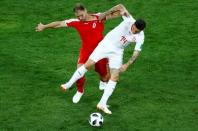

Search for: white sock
xmin=65 ymin=65 xmax=87 ymax=89
xmin=99 ymin=80 xmax=107 ymax=90
xmin=100 ymin=81 xmax=107 ymax=85
xmin=99 ymin=80 xmax=117 ymax=106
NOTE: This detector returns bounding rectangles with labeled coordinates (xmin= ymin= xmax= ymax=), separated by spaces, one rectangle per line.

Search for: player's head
xmin=73 ymin=3 xmax=87 ymax=21
xmin=131 ymin=19 xmax=146 ymax=34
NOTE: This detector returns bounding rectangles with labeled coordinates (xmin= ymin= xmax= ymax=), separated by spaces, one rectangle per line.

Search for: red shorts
xmin=78 ymin=51 xmax=108 ymax=77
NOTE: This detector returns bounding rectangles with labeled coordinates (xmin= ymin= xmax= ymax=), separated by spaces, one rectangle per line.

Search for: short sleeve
xmin=64 ymin=19 xmax=79 ymax=27
xmin=134 ymin=42 xmax=143 ymax=51
xmin=93 ymin=12 xmax=106 ymax=22
xmin=122 ymin=15 xmax=136 ymax=23
xmin=134 ymin=32 xmax=144 ymax=51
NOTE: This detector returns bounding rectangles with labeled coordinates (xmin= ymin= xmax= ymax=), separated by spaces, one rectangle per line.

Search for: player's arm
xmin=35 ymin=21 xmax=66 ymax=32
xmin=119 ymin=50 xmax=140 ymax=73
xmin=99 ymin=4 xmax=130 ymax=21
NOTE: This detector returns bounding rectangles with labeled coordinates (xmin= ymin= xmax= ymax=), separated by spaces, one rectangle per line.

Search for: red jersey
xmin=64 ymin=14 xmax=104 ymax=56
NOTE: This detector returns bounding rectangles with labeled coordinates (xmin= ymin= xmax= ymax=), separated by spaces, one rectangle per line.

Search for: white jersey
xmin=89 ymin=15 xmax=145 ymax=69
xmin=105 ymin=15 xmax=144 ymax=51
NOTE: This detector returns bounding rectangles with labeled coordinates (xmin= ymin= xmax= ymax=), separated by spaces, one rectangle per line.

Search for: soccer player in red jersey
xmin=36 ymin=3 xmax=122 ymax=103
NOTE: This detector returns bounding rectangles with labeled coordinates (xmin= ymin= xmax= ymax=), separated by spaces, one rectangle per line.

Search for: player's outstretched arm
xmin=35 ymin=21 xmax=66 ymax=32
xmin=119 ymin=50 xmax=140 ymax=73
xmin=99 ymin=4 xmax=130 ymax=21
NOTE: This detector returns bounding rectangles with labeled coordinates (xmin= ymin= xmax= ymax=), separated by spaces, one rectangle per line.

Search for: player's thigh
xmin=108 ymin=53 xmax=123 ymax=70
xmin=77 ymin=51 xmax=93 ymax=69
xmin=94 ymin=58 xmax=109 ymax=78
xmin=89 ymin=41 xmax=109 ymax=64
xmin=77 ymin=51 xmax=89 ymax=66
xmin=77 ymin=57 xmax=87 ymax=68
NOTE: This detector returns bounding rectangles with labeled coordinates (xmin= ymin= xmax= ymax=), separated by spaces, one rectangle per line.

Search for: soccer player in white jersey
xmin=61 ymin=4 xmax=146 ymax=114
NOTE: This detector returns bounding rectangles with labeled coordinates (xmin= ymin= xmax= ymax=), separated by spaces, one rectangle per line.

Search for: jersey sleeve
xmin=93 ymin=12 xmax=106 ymax=22
xmin=64 ymin=19 xmax=79 ymax=27
xmin=122 ymin=15 xmax=136 ymax=23
xmin=134 ymin=33 xmax=144 ymax=51
xmin=134 ymin=42 xmax=143 ymax=51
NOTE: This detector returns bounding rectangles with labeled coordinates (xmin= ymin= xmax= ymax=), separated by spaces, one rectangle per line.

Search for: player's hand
xmin=119 ymin=63 xmax=129 ymax=73
xmin=35 ymin=22 xmax=45 ymax=32
xmin=98 ymin=13 xmax=107 ymax=21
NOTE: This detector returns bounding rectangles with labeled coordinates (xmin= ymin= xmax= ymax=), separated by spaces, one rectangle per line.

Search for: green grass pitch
xmin=0 ymin=0 xmax=197 ymax=130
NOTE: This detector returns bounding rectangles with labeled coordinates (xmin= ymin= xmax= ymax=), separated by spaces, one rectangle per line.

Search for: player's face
xmin=75 ymin=10 xmax=87 ymax=21
xmin=131 ymin=24 xmax=141 ymax=34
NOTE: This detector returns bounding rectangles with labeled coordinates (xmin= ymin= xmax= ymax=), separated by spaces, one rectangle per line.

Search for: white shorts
xmin=89 ymin=39 xmax=123 ymax=69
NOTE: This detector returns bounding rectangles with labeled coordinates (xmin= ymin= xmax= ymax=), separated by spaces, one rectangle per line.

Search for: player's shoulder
xmin=64 ymin=18 xmax=79 ymax=23
xmin=138 ymin=31 xmax=144 ymax=39
xmin=64 ymin=18 xmax=80 ymax=27
xmin=122 ymin=15 xmax=136 ymax=23
xmin=91 ymin=12 xmax=101 ymax=16
xmin=136 ymin=31 xmax=145 ymax=42
xmin=139 ymin=31 xmax=144 ymax=36
xmin=89 ymin=12 xmax=101 ymax=19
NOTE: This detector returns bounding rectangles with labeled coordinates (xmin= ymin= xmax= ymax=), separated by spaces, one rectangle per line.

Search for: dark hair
xmin=134 ymin=19 xmax=146 ymax=30
xmin=73 ymin=3 xmax=86 ymax=12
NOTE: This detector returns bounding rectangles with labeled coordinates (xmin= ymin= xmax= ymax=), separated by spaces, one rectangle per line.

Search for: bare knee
xmin=84 ymin=59 xmax=95 ymax=70
xmin=110 ymin=75 xmax=119 ymax=82
xmin=77 ymin=64 xmax=83 ymax=69
xmin=109 ymin=69 xmax=120 ymax=82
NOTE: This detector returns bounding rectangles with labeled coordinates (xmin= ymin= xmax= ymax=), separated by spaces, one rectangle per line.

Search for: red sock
xmin=76 ymin=76 xmax=85 ymax=93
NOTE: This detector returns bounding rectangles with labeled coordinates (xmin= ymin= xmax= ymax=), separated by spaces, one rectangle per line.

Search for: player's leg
xmin=72 ymin=63 xmax=86 ymax=103
xmin=97 ymin=51 xmax=123 ymax=114
xmin=72 ymin=52 xmax=89 ymax=103
xmin=61 ymin=38 xmax=109 ymax=91
xmin=97 ymin=69 xmax=119 ymax=114
xmin=94 ymin=58 xmax=110 ymax=90
xmin=76 ymin=63 xmax=86 ymax=92
xmin=61 ymin=59 xmax=95 ymax=91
